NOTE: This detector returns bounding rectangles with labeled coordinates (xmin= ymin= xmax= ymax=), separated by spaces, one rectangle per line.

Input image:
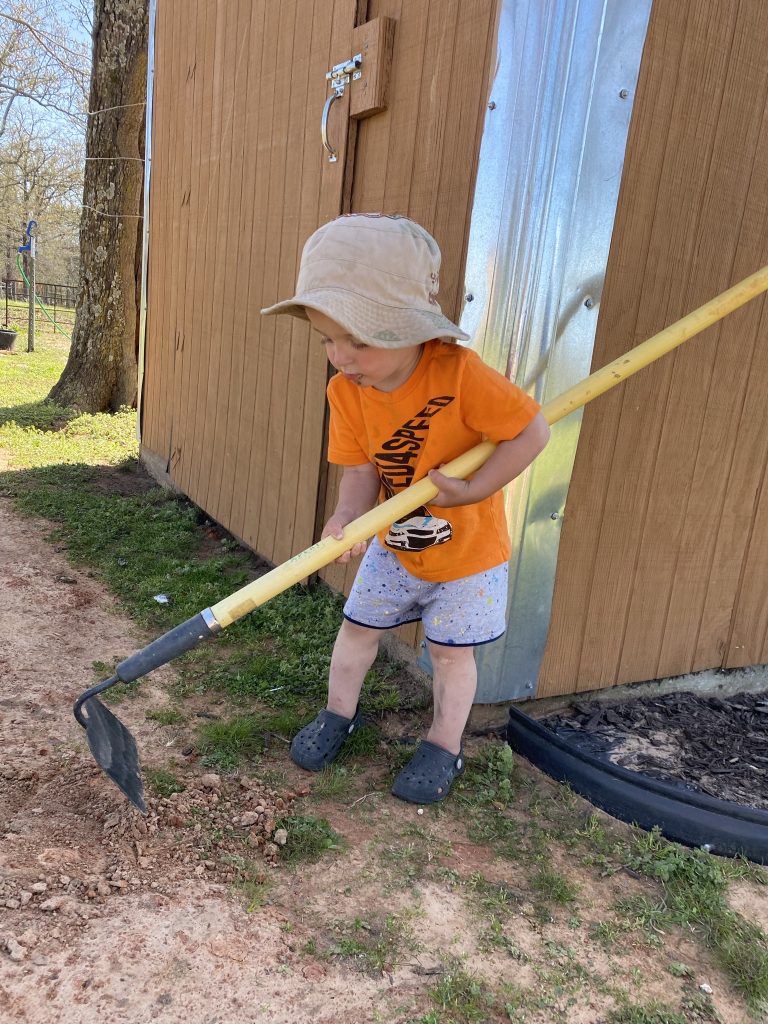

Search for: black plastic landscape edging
xmin=507 ymin=706 xmax=768 ymax=864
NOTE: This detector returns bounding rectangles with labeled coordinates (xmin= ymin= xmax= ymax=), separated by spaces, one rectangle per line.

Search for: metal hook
xmin=321 ymin=54 xmax=362 ymax=163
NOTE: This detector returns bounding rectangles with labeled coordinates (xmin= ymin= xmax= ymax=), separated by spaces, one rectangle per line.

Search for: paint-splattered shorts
xmin=343 ymin=538 xmax=509 ymax=646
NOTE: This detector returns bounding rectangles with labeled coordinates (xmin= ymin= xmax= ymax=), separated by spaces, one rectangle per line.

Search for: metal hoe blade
xmin=79 ymin=696 xmax=146 ymax=813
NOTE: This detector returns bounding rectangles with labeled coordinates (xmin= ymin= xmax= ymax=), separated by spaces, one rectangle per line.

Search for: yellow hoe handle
xmin=211 ymin=265 xmax=768 ymax=628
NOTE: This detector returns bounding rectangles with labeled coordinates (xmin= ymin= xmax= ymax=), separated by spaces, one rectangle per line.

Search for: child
xmin=261 ymin=214 xmax=549 ymax=803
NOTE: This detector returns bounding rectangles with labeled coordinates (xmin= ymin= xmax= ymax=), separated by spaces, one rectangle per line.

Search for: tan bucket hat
xmin=261 ymin=213 xmax=469 ymax=348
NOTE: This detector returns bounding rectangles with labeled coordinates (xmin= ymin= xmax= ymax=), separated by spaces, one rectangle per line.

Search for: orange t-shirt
xmin=327 ymin=340 xmax=541 ymax=582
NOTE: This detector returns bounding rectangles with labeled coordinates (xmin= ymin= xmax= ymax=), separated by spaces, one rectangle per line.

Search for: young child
xmin=261 ymin=214 xmax=549 ymax=803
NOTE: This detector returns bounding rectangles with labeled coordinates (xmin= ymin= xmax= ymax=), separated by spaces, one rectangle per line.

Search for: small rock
xmin=239 ymin=812 xmax=260 ymax=827
xmin=6 ymin=938 xmax=27 ymax=962
xmin=273 ymin=828 xmax=288 ymax=846
xmin=5 ymin=899 xmax=20 ymax=910
xmin=699 ymin=983 xmax=713 ymax=995
xmin=29 ymin=882 xmax=47 ymax=894
xmin=19 ymin=892 xmax=32 ymax=907
xmin=96 ymin=882 xmax=111 ymax=897
xmin=200 ymin=774 xmax=221 ymax=791
xmin=39 ymin=896 xmax=68 ymax=912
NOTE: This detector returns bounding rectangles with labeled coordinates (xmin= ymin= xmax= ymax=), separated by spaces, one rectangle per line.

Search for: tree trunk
xmin=49 ymin=0 xmax=147 ymax=413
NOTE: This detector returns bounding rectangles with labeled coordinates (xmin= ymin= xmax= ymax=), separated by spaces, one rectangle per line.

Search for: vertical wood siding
xmin=538 ymin=0 xmax=768 ymax=696
xmin=143 ymin=0 xmax=358 ymax=566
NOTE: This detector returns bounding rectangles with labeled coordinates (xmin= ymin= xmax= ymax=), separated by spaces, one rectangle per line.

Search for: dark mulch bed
xmin=541 ymin=690 xmax=768 ymax=811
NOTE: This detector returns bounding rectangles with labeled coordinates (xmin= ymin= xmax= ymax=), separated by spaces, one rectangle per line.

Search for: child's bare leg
xmin=327 ymin=619 xmax=381 ymax=719
xmin=425 ymin=642 xmax=477 ymax=754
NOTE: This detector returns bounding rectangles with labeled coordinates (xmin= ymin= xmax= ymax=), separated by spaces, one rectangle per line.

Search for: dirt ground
xmin=0 ymin=494 xmax=765 ymax=1024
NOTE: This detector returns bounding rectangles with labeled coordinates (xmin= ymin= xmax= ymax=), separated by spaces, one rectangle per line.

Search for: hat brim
xmin=261 ymin=287 xmax=469 ymax=348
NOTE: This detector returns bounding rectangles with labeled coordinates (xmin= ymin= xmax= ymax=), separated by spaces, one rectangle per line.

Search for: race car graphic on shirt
xmin=385 ymin=513 xmax=452 ymax=552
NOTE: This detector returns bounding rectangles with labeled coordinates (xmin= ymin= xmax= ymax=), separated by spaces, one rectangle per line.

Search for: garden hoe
xmin=74 ymin=266 xmax=768 ymax=813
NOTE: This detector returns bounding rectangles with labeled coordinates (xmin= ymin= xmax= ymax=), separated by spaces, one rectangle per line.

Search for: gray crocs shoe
xmin=290 ymin=706 xmax=362 ymax=771
xmin=391 ymin=740 xmax=465 ymax=804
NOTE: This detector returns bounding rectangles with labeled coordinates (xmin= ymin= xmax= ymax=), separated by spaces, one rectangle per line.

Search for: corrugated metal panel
xmin=452 ymin=0 xmax=652 ymax=701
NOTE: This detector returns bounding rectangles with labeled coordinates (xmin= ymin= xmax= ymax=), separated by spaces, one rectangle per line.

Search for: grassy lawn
xmin=1 ymin=334 xmax=768 ymax=1022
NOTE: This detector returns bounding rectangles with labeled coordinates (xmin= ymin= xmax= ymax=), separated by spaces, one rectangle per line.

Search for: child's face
xmin=307 ymin=309 xmax=423 ymax=393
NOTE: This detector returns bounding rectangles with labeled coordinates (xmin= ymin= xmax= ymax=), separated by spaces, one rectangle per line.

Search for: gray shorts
xmin=343 ymin=538 xmax=509 ymax=646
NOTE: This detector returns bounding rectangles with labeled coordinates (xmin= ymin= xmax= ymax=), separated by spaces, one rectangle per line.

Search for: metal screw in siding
xmin=465 ymin=292 xmax=474 ymax=303
xmin=619 ymin=89 xmax=629 ymax=99
xmin=488 ymin=100 xmax=496 ymax=110
xmin=584 ymin=297 xmax=594 ymax=308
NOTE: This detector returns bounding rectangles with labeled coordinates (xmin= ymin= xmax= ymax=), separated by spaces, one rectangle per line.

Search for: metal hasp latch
xmin=322 ymin=53 xmax=362 ymax=162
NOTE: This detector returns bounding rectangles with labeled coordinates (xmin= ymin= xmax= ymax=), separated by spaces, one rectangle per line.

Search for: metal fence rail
xmin=2 ymin=279 xmax=77 ymax=309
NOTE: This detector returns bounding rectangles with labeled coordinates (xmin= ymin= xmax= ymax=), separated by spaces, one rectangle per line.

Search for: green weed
xmin=146 ymin=708 xmax=186 ymax=726
xmin=379 ymin=827 xmax=450 ymax=886
xmin=421 ymin=967 xmax=498 ymax=1023
xmin=454 ymin=743 xmax=521 ymax=858
xmin=221 ymin=853 xmax=271 ymax=911
xmin=531 ymin=865 xmax=580 ymax=906
xmin=197 ymin=715 xmax=267 ymax=772
xmin=311 ymin=764 xmax=357 ymax=800
xmin=328 ymin=913 xmax=415 ymax=975
xmin=275 ymin=814 xmax=344 ymax=865
xmin=146 ymin=768 xmax=185 ymax=798
xmin=607 ymin=1003 xmax=687 ymax=1024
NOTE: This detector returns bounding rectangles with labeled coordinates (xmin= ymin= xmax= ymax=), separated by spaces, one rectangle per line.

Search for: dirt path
xmin=0 ymin=495 xmax=762 ymax=1023
xmin=0 ymin=496 xmax=409 ymax=1024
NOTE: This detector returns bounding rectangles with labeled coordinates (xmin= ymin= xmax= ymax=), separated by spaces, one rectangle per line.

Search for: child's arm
xmin=427 ymin=411 xmax=550 ymax=508
xmin=322 ymin=462 xmax=381 ymax=563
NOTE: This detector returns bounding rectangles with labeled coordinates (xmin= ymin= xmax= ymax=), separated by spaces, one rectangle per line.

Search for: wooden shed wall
xmin=142 ymin=0 xmax=498 ymax=656
xmin=538 ymin=0 xmax=768 ymax=696
xmin=142 ymin=0 xmax=362 ymax=567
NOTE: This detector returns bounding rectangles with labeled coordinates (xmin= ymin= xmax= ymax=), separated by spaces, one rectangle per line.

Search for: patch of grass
xmin=626 ymin=829 xmax=768 ymax=1010
xmin=197 ymin=715 xmax=267 ymax=772
xmin=607 ymin=1003 xmax=688 ymax=1024
xmin=275 ymin=813 xmax=344 ymax=865
xmin=532 ymin=940 xmax=592 ymax=1009
xmin=146 ymin=768 xmax=186 ymax=798
xmin=379 ymin=825 xmax=451 ymax=886
xmin=420 ymin=967 xmax=499 ymax=1024
xmin=99 ymin=679 xmax=142 ymax=705
xmin=531 ymin=865 xmax=580 ymax=906
xmin=328 ymin=913 xmax=415 ymax=975
xmin=614 ymin=894 xmax=670 ymax=946
xmin=453 ymin=743 xmax=521 ymax=858
xmin=466 ymin=872 xmax=521 ymax=916
xmin=591 ymin=919 xmax=631 ymax=949
xmin=146 ymin=708 xmax=186 ymax=726
xmin=311 ymin=764 xmax=357 ymax=800
xmin=221 ymin=854 xmax=271 ymax=911
xmin=478 ymin=916 xmax=528 ymax=961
